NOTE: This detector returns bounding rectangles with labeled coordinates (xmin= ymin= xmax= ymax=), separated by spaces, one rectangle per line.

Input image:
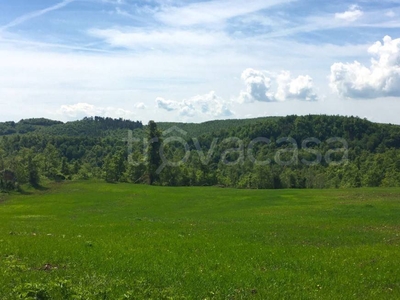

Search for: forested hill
xmin=0 ymin=116 xmax=143 ymax=137
xmin=1 ymin=114 xmax=400 ymax=190
xmin=160 ymin=115 xmax=400 ymax=153
xmin=2 ymin=115 xmax=399 ymax=150
xmin=0 ymin=118 xmax=63 ymax=135
xmin=0 ymin=116 xmax=279 ymax=139
xmin=157 ymin=116 xmax=281 ymax=138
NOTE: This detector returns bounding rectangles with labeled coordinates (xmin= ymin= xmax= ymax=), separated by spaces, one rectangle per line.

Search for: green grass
xmin=1 ymin=182 xmax=400 ymax=299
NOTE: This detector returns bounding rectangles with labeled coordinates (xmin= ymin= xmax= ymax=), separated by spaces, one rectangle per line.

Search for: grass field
xmin=1 ymin=182 xmax=400 ymax=299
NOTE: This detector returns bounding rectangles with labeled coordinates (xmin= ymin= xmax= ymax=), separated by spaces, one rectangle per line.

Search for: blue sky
xmin=0 ymin=0 xmax=400 ymax=123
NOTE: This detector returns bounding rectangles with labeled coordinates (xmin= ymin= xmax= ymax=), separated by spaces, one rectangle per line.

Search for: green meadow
xmin=1 ymin=182 xmax=400 ymax=299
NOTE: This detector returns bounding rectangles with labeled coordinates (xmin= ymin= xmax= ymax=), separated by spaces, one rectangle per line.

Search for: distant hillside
xmin=1 ymin=115 xmax=400 ymax=151
xmin=1 ymin=114 xmax=400 ymax=151
xmin=0 ymin=116 xmax=281 ymax=139
xmin=0 ymin=118 xmax=63 ymax=135
xmin=0 ymin=116 xmax=143 ymax=138
xmin=156 ymin=117 xmax=281 ymax=138
xmin=199 ymin=114 xmax=400 ymax=150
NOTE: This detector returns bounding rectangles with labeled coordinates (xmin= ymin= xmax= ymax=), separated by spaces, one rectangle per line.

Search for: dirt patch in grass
xmin=41 ymin=264 xmax=58 ymax=271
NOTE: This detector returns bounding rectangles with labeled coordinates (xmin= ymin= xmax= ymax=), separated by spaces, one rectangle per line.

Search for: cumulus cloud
xmin=156 ymin=91 xmax=233 ymax=118
xmin=239 ymin=68 xmax=317 ymax=102
xmin=275 ymin=71 xmax=317 ymax=102
xmin=335 ymin=5 xmax=363 ymax=22
xmin=330 ymin=35 xmax=400 ymax=99
xmin=134 ymin=102 xmax=146 ymax=109
xmin=156 ymin=97 xmax=178 ymax=111
xmin=57 ymin=102 xmax=135 ymax=119
xmin=239 ymin=68 xmax=273 ymax=103
xmin=184 ymin=91 xmax=233 ymax=117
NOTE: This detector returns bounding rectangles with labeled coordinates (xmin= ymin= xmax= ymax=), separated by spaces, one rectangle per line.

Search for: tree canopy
xmin=1 ymin=114 xmax=400 ymax=191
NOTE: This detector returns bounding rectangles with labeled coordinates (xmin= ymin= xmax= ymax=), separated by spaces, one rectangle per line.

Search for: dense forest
xmin=0 ymin=116 xmax=143 ymax=137
xmin=1 ymin=114 xmax=400 ymax=191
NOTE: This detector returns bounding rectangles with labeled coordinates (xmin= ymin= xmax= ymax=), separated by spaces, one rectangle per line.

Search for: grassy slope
xmin=1 ymin=182 xmax=400 ymax=299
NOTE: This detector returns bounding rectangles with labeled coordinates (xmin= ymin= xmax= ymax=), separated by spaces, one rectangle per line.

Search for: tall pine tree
xmin=147 ymin=121 xmax=161 ymax=185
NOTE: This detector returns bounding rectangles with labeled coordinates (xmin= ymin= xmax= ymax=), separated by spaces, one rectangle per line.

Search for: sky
xmin=0 ymin=0 xmax=400 ymax=124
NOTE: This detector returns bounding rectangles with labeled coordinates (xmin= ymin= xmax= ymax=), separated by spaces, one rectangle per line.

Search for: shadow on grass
xmin=16 ymin=188 xmax=32 ymax=195
xmin=16 ymin=184 xmax=50 ymax=195
xmin=32 ymin=184 xmax=50 ymax=191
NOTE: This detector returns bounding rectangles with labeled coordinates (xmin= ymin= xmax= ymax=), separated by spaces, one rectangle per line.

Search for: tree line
xmin=1 ymin=115 xmax=400 ymax=191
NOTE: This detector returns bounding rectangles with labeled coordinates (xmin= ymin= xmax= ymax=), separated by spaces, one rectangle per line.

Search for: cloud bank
xmin=330 ymin=35 xmax=400 ymax=99
xmin=57 ymin=103 xmax=136 ymax=120
xmin=239 ymin=68 xmax=317 ymax=102
xmin=156 ymin=68 xmax=318 ymax=120
xmin=156 ymin=91 xmax=233 ymax=118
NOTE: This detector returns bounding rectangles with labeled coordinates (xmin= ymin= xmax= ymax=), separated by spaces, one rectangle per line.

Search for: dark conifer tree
xmin=147 ymin=121 xmax=161 ymax=185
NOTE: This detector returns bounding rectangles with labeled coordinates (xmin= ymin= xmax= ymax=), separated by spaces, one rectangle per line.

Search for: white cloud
xmin=156 ymin=97 xmax=177 ymax=111
xmin=330 ymin=35 xmax=400 ymax=98
xmin=239 ymin=68 xmax=317 ymax=102
xmin=335 ymin=5 xmax=363 ymax=22
xmin=134 ymin=102 xmax=146 ymax=109
xmin=239 ymin=68 xmax=273 ymax=103
xmin=88 ymin=28 xmax=230 ymax=50
xmin=185 ymin=91 xmax=233 ymax=117
xmin=57 ymin=103 xmax=136 ymax=119
xmin=275 ymin=71 xmax=317 ymax=102
xmin=156 ymin=91 xmax=233 ymax=118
